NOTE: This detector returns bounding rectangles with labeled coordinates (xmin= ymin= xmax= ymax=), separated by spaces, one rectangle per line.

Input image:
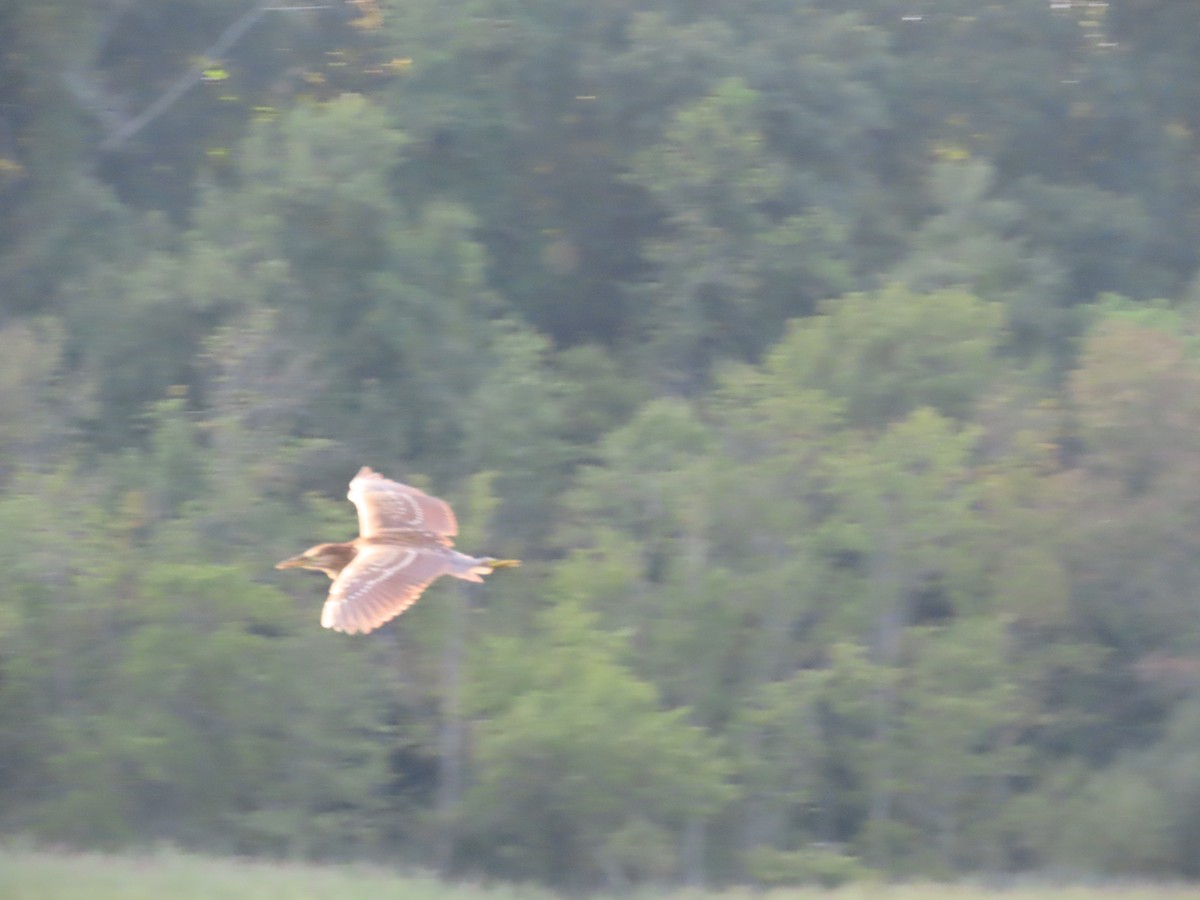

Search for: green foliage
xmin=464 ymin=600 xmax=731 ymax=884
xmin=889 ymin=161 xmax=1069 ymax=353
xmin=762 ymin=285 xmax=1006 ymax=425
xmin=627 ymin=78 xmax=853 ymax=388
xmin=1036 ymin=697 xmax=1200 ymax=880
xmin=885 ymin=621 xmax=1027 ymax=872
xmin=460 ymin=323 xmax=572 ymax=545
xmin=19 ymin=556 xmax=388 ymax=855
xmin=745 ymin=844 xmax=872 ymax=888
xmin=0 ymin=318 xmax=68 ymax=474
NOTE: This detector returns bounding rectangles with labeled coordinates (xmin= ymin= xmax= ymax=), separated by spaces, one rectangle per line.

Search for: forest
xmin=3 ymin=0 xmax=1200 ymax=890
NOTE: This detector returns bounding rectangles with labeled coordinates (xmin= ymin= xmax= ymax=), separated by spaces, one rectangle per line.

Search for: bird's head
xmin=275 ymin=542 xmax=357 ymax=579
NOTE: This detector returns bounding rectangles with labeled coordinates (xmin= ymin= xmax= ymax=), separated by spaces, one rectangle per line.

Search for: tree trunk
xmin=434 ymin=584 xmax=468 ymax=874
xmin=680 ymin=816 xmax=707 ymax=887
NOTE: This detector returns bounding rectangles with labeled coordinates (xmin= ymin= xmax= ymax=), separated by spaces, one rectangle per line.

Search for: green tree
xmin=465 ymin=600 xmax=729 ymax=888
xmin=33 ymin=562 xmax=387 ymax=854
xmin=759 ymin=284 xmax=1006 ymax=426
xmin=1047 ymin=313 xmax=1200 ymax=760
xmin=0 ymin=319 xmax=71 ymax=478
xmin=885 ymin=621 xmax=1026 ymax=873
xmin=627 ymin=77 xmax=851 ymax=390
xmin=460 ymin=323 xmax=572 ymax=547
xmin=463 ymin=600 xmax=731 ymax=887
xmin=889 ymin=161 xmax=1068 ymax=353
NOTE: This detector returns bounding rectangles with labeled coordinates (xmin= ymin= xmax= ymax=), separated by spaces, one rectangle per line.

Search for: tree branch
xmin=99 ymin=0 xmax=276 ymax=151
xmin=66 ymin=3 xmax=342 ymax=152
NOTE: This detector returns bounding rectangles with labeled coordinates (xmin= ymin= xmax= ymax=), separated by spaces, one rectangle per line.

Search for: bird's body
xmin=276 ymin=467 xmax=519 ymax=634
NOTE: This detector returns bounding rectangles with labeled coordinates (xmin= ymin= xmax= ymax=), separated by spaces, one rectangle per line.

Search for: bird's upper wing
xmin=322 ymin=543 xmax=451 ymax=634
xmin=347 ymin=467 xmax=458 ymax=541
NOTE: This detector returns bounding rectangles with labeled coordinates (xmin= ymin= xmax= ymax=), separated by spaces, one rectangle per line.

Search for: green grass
xmin=0 ymin=845 xmax=552 ymax=900
xmin=0 ymin=844 xmax=1194 ymax=900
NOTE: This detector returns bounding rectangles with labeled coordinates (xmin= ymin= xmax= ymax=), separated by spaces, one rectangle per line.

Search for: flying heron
xmin=276 ymin=467 xmax=520 ymax=634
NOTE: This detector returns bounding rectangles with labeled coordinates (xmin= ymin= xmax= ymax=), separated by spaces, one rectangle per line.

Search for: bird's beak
xmin=275 ymin=554 xmax=307 ymax=570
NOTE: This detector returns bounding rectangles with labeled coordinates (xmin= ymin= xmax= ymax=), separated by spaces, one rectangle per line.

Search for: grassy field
xmin=0 ymin=844 xmax=1194 ymax=900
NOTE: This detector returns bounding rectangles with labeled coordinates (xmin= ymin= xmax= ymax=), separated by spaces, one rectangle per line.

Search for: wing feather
xmin=321 ymin=544 xmax=452 ymax=634
xmin=347 ymin=467 xmax=458 ymax=541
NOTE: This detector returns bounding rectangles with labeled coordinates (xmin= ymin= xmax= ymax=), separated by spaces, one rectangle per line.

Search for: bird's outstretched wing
xmin=347 ymin=466 xmax=458 ymax=541
xmin=322 ymin=543 xmax=451 ymax=634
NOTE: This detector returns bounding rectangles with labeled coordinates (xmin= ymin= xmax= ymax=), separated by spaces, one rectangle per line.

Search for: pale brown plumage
xmin=276 ymin=467 xmax=519 ymax=634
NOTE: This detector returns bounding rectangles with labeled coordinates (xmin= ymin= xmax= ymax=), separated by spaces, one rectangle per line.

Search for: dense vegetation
xmin=3 ymin=0 xmax=1200 ymax=889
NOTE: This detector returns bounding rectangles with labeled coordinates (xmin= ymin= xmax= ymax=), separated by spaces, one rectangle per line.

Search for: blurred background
xmin=2 ymin=0 xmax=1200 ymax=889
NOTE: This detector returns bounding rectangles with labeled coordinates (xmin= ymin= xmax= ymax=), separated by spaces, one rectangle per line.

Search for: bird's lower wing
xmin=323 ymin=544 xmax=450 ymax=634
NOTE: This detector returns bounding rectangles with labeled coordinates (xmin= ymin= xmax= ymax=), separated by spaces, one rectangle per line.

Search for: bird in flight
xmin=276 ymin=467 xmax=520 ymax=634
